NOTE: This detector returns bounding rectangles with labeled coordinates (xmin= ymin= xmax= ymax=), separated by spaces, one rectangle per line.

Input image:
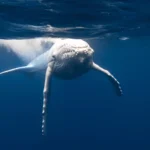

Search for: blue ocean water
xmin=0 ymin=1 xmax=150 ymax=150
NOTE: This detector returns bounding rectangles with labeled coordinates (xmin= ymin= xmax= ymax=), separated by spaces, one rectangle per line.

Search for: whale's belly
xmin=27 ymin=50 xmax=51 ymax=72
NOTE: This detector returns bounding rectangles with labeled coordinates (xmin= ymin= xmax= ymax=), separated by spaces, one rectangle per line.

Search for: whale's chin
xmin=53 ymin=68 xmax=90 ymax=80
xmin=53 ymin=59 xmax=92 ymax=80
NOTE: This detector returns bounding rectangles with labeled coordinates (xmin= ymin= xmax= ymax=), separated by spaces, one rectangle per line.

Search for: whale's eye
xmin=52 ymin=55 xmax=55 ymax=59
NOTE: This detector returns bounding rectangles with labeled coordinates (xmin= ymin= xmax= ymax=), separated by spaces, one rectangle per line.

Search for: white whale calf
xmin=0 ymin=38 xmax=123 ymax=135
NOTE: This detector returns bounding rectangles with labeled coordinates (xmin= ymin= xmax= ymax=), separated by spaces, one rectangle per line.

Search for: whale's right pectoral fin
xmin=92 ymin=62 xmax=123 ymax=96
xmin=42 ymin=62 xmax=54 ymax=135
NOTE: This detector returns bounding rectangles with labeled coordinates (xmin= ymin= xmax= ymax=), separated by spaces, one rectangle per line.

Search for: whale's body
xmin=27 ymin=39 xmax=94 ymax=79
xmin=27 ymin=50 xmax=51 ymax=72
xmin=0 ymin=49 xmax=51 ymax=75
xmin=0 ymin=38 xmax=123 ymax=135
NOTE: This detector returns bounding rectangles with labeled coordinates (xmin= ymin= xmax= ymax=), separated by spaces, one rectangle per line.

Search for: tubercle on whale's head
xmin=50 ymin=39 xmax=94 ymax=64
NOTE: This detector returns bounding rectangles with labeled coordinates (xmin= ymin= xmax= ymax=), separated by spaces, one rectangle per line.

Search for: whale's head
xmin=51 ymin=39 xmax=94 ymax=79
xmin=70 ymin=39 xmax=94 ymax=63
xmin=52 ymin=39 xmax=94 ymax=64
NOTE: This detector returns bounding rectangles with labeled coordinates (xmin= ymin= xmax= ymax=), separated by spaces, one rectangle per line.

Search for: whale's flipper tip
xmin=92 ymin=62 xmax=123 ymax=96
xmin=42 ymin=62 xmax=54 ymax=136
xmin=0 ymin=65 xmax=33 ymax=75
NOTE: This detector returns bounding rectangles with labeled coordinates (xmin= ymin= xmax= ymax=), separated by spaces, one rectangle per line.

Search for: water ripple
xmin=0 ymin=0 xmax=150 ymax=39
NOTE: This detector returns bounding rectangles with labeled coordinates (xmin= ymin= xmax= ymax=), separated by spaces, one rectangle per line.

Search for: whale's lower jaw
xmin=52 ymin=55 xmax=92 ymax=80
xmin=53 ymin=68 xmax=90 ymax=80
xmin=53 ymin=63 xmax=91 ymax=80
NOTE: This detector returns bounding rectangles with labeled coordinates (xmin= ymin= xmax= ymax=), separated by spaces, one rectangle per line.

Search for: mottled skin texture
xmin=51 ymin=39 xmax=94 ymax=79
xmin=0 ymin=38 xmax=123 ymax=135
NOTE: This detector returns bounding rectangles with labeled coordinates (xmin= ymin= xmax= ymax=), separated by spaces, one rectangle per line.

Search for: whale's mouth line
xmin=71 ymin=46 xmax=89 ymax=49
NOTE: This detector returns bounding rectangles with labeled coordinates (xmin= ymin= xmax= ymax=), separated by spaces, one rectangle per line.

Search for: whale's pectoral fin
xmin=42 ymin=62 xmax=54 ymax=135
xmin=92 ymin=62 xmax=123 ymax=96
xmin=0 ymin=65 xmax=33 ymax=75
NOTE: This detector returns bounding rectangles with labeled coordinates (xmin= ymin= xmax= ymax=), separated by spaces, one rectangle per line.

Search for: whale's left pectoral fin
xmin=42 ymin=62 xmax=54 ymax=135
xmin=92 ymin=62 xmax=123 ymax=96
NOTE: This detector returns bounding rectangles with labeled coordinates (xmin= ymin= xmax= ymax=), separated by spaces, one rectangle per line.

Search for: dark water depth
xmin=0 ymin=1 xmax=150 ymax=150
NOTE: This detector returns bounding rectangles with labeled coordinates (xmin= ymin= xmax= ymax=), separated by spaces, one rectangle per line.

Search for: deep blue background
xmin=0 ymin=38 xmax=150 ymax=150
xmin=0 ymin=0 xmax=150 ymax=150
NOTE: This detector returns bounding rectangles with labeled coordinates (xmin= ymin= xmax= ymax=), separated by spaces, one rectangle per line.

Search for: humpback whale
xmin=0 ymin=39 xmax=123 ymax=135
